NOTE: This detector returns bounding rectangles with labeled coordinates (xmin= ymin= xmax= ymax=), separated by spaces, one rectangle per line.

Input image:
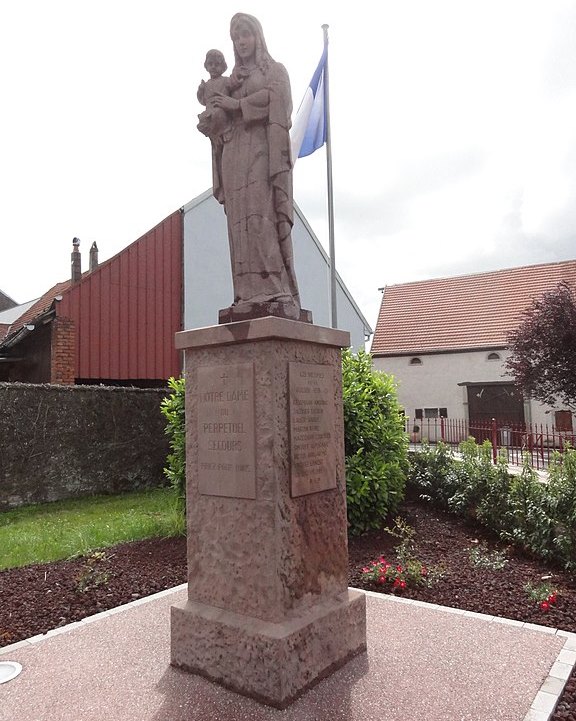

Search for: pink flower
xmin=362 ymin=567 xmax=370 ymax=573
xmin=399 ymin=580 xmax=406 ymax=590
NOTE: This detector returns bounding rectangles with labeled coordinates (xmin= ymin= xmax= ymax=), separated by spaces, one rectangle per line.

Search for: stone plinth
xmin=170 ymin=317 xmax=367 ymax=709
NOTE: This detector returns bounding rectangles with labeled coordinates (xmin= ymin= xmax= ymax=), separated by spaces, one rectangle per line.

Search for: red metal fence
xmin=406 ymin=417 xmax=576 ymax=470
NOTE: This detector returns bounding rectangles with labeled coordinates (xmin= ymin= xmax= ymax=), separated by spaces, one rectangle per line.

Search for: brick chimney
xmin=89 ymin=241 xmax=99 ymax=272
xmin=71 ymin=237 xmax=81 ymax=284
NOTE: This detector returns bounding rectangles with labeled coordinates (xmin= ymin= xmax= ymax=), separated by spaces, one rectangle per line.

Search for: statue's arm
xmin=238 ymin=89 xmax=270 ymax=122
xmin=197 ymin=80 xmax=207 ymax=106
xmin=238 ymin=64 xmax=291 ymax=124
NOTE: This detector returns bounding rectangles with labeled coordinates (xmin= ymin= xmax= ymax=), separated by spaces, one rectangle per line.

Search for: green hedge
xmin=409 ymin=439 xmax=576 ymax=570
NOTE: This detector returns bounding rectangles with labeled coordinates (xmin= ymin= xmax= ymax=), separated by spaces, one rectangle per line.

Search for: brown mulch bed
xmin=1 ymin=498 xmax=576 ymax=719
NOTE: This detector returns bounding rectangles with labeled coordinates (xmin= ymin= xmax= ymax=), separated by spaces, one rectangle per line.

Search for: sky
xmin=1 ymin=1 xmax=576 ymax=331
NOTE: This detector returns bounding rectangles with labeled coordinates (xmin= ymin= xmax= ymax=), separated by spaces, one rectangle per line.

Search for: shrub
xmin=342 ymin=349 xmax=408 ymax=535
xmin=547 ymin=446 xmax=576 ymax=569
xmin=410 ymin=438 xmax=511 ymax=522
xmin=501 ymin=457 xmax=554 ymax=560
xmin=409 ymin=441 xmax=459 ymax=508
xmin=408 ymin=440 xmax=576 ymax=570
xmin=476 ymin=454 xmax=511 ymax=531
xmin=160 ymin=377 xmax=186 ymax=514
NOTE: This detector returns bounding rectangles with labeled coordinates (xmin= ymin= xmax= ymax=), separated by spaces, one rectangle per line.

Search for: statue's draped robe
xmin=216 ymin=62 xmax=301 ymax=312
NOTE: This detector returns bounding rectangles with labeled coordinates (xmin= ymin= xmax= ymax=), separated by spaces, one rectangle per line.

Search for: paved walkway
xmin=1 ymin=586 xmax=575 ymax=721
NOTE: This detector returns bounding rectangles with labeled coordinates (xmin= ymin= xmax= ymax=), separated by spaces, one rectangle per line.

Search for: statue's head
xmin=230 ymin=13 xmax=271 ymax=69
xmin=204 ymin=49 xmax=227 ymax=78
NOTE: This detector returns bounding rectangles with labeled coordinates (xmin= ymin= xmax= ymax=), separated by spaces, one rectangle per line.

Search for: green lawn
xmin=0 ymin=488 xmax=184 ymax=571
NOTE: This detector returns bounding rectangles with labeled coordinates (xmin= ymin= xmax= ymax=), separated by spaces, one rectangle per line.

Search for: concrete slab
xmin=0 ymin=586 xmax=573 ymax=721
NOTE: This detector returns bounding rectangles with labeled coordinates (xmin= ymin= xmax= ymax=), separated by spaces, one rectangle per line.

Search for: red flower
xmin=540 ymin=601 xmax=550 ymax=611
xmin=392 ymin=578 xmax=401 ymax=588
xmin=399 ymin=580 xmax=407 ymax=590
xmin=548 ymin=593 xmax=557 ymax=605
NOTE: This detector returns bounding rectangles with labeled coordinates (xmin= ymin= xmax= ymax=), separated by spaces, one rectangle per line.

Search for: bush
xmin=447 ymin=438 xmax=497 ymax=516
xmin=159 ymin=377 xmax=186 ymax=514
xmin=342 ymin=349 xmax=408 ymax=535
xmin=409 ymin=441 xmax=460 ymax=508
xmin=408 ymin=439 xmax=576 ymax=570
xmin=502 ymin=458 xmax=554 ymax=560
xmin=547 ymin=446 xmax=576 ymax=569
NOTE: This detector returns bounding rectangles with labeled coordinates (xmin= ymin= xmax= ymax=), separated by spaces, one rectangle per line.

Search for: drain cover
xmin=0 ymin=661 xmax=22 ymax=684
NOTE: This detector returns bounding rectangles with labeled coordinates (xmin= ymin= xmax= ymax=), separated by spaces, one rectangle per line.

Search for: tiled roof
xmin=0 ymin=281 xmax=71 ymax=347
xmin=371 ymin=259 xmax=576 ymax=356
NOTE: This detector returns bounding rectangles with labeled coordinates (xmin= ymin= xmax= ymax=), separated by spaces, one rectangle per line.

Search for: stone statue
xmin=198 ymin=13 xmax=309 ymax=323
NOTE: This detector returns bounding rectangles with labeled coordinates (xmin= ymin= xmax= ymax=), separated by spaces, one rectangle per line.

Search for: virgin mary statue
xmin=201 ymin=13 xmax=310 ymax=324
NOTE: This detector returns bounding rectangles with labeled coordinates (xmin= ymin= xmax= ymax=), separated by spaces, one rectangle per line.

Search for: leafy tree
xmin=506 ymin=281 xmax=576 ymax=409
xmin=342 ymin=349 xmax=408 ymax=535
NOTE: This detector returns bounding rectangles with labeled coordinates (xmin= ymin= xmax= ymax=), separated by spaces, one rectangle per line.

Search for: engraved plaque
xmin=289 ymin=362 xmax=336 ymax=497
xmin=197 ymin=363 xmax=256 ymax=498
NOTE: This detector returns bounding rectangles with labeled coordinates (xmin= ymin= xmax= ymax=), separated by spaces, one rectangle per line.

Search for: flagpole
xmin=322 ymin=24 xmax=337 ymax=329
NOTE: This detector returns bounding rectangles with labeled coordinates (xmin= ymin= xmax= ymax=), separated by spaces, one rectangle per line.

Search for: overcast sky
xmin=1 ymin=1 xmax=575 ymax=330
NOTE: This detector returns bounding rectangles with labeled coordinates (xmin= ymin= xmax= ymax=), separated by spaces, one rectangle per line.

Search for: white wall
xmin=183 ymin=192 xmax=370 ymax=351
xmin=373 ymin=349 xmax=561 ymax=427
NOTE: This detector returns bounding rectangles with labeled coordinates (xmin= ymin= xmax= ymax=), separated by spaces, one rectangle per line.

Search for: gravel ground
xmin=1 ymin=498 xmax=575 ymax=719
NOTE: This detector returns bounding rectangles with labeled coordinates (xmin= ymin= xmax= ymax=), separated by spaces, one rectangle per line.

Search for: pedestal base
xmin=171 ymin=589 xmax=367 ymax=709
xmin=172 ymin=318 xmax=366 ymax=708
xmin=218 ymin=303 xmax=312 ymax=324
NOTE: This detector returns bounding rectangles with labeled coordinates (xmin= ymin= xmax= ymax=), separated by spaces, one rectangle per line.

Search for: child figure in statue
xmin=197 ymin=49 xmax=235 ymax=141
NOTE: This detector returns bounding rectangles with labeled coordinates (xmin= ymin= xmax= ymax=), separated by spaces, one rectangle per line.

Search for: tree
xmin=505 ymin=281 xmax=576 ymax=409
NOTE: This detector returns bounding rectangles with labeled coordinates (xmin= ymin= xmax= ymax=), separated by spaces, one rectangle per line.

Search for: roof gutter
xmin=0 ymin=307 xmax=56 ymax=350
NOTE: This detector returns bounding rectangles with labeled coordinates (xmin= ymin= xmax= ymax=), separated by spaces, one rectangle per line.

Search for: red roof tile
xmin=371 ymin=259 xmax=576 ymax=355
xmin=0 ymin=281 xmax=71 ymax=346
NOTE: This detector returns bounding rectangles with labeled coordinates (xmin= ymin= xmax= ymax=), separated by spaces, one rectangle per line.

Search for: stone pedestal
xmin=170 ymin=317 xmax=367 ymax=709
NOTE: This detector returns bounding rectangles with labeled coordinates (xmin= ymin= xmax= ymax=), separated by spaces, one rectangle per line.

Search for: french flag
xmin=290 ymin=44 xmax=328 ymax=162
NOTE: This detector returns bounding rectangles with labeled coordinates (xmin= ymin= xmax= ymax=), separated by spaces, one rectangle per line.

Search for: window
xmin=415 ymin=407 xmax=447 ymax=419
xmin=555 ymin=410 xmax=573 ymax=432
xmin=487 ymin=352 xmax=501 ymax=361
xmin=409 ymin=357 xmax=423 ymax=365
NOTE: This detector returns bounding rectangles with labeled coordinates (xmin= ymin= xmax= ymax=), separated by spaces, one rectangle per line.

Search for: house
xmin=371 ymin=259 xmax=576 ymax=434
xmin=0 ymin=289 xmax=17 ymax=313
xmin=0 ymin=191 xmax=371 ymax=386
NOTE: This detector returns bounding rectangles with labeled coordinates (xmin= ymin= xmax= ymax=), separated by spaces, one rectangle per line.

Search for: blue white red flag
xmin=290 ymin=43 xmax=328 ymax=162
